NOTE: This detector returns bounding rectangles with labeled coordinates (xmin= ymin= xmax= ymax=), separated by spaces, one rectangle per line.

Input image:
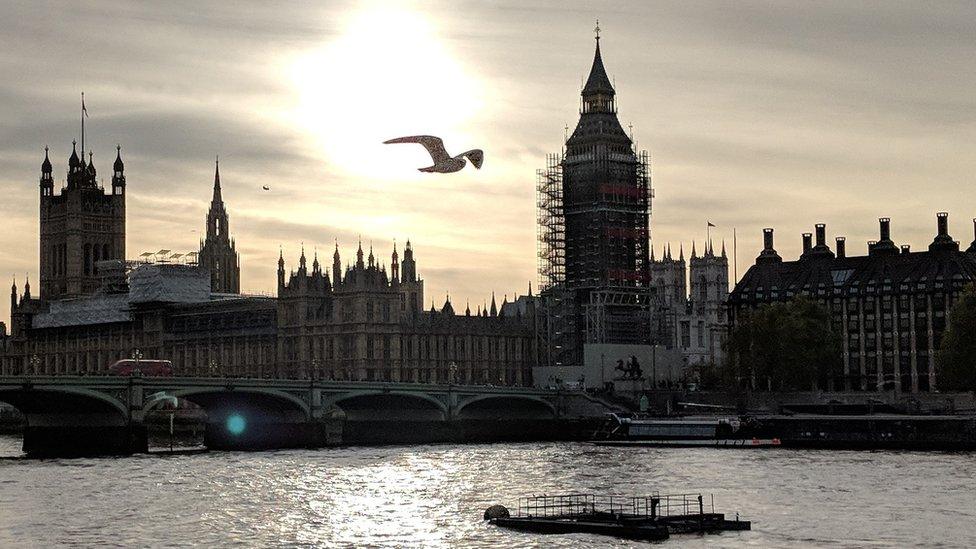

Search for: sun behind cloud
xmin=288 ymin=5 xmax=484 ymax=181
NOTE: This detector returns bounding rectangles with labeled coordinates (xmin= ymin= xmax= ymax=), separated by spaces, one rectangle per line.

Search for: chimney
xmin=901 ymin=245 xmax=911 ymax=255
xmin=929 ymin=211 xmax=959 ymax=252
xmin=802 ymin=233 xmax=812 ymax=255
xmin=815 ymin=223 xmax=826 ymax=247
xmin=879 ymin=217 xmax=891 ymax=242
xmin=757 ymin=228 xmax=782 ymax=264
xmin=836 ymin=237 xmax=846 ymax=258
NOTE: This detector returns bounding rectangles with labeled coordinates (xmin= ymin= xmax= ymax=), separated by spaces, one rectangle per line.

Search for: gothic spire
xmin=212 ymin=156 xmax=222 ymax=204
xmin=679 ymin=243 xmax=684 ymax=262
xmin=691 ymin=241 xmax=697 ymax=258
xmin=490 ymin=292 xmax=498 ymax=316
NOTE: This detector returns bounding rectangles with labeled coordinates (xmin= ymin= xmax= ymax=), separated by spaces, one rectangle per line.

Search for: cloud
xmin=3 ymin=0 xmax=976 ymax=326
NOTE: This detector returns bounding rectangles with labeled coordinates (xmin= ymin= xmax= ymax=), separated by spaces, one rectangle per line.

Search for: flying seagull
xmin=383 ymin=135 xmax=483 ymax=173
xmin=262 ymin=185 xmax=271 ymax=191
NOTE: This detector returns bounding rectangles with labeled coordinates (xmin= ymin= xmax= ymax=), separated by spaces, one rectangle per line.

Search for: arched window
xmin=103 ymin=244 xmax=110 ymax=260
xmin=83 ymin=244 xmax=92 ymax=275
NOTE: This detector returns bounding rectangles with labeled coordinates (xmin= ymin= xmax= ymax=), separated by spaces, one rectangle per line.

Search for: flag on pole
xmin=82 ymin=93 xmax=89 ymax=117
xmin=707 ymin=221 xmax=716 ymax=227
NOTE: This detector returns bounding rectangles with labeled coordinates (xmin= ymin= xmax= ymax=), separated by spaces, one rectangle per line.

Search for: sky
xmin=2 ymin=0 xmax=976 ymax=325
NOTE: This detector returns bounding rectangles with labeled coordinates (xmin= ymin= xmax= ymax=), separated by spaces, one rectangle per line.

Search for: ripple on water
xmin=0 ymin=437 xmax=975 ymax=547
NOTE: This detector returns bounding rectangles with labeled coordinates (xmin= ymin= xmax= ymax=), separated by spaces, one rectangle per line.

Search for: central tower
xmin=537 ymin=28 xmax=652 ymax=368
xmin=198 ymin=159 xmax=241 ymax=293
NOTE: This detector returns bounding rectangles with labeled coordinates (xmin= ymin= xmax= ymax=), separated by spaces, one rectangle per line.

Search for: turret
xmin=40 ymin=147 xmax=54 ymax=196
xmin=391 ymin=241 xmax=400 ymax=283
xmin=277 ymin=248 xmax=285 ymax=289
xmin=356 ymin=239 xmax=365 ymax=269
xmin=332 ymin=241 xmax=342 ymax=285
xmin=298 ymin=245 xmax=307 ymax=275
xmin=66 ymin=141 xmax=85 ymax=189
xmin=111 ymin=145 xmax=125 ymax=195
xmin=87 ymin=152 xmax=97 ymax=186
xmin=9 ymin=277 xmax=16 ymax=321
xmin=402 ymin=239 xmax=417 ymax=282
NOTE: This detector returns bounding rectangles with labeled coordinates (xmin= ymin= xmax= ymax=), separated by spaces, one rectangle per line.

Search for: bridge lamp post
xmin=208 ymin=359 xmax=218 ymax=378
xmin=29 ymin=354 xmax=40 ymax=377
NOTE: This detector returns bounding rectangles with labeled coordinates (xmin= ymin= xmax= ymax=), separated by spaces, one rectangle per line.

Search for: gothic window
xmin=103 ymin=243 xmax=110 ymax=261
xmin=84 ymin=244 xmax=92 ymax=275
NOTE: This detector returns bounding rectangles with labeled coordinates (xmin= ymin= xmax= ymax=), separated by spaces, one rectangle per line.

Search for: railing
xmin=516 ymin=493 xmax=710 ymax=519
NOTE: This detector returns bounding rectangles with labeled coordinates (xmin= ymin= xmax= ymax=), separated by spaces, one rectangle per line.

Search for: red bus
xmin=107 ymin=359 xmax=173 ymax=377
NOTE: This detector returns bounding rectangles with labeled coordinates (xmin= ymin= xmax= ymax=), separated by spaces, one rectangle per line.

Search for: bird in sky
xmin=262 ymin=185 xmax=271 ymax=191
xmin=383 ymin=135 xmax=484 ymax=173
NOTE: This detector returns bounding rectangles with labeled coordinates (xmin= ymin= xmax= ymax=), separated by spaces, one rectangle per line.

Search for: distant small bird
xmin=262 ymin=185 xmax=271 ymax=191
xmin=383 ymin=135 xmax=484 ymax=173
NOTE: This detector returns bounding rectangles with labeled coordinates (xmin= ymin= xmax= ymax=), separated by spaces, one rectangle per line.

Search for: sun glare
xmin=289 ymin=7 xmax=483 ymax=180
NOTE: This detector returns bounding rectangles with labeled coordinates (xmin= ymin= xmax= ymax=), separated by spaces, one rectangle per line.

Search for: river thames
xmin=1 ymin=436 xmax=974 ymax=548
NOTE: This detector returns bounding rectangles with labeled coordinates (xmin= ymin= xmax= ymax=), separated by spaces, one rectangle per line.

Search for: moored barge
xmin=485 ymin=493 xmax=750 ymax=541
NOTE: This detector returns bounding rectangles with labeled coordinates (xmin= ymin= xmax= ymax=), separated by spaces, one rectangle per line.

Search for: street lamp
xmin=449 ymin=361 xmax=458 ymax=385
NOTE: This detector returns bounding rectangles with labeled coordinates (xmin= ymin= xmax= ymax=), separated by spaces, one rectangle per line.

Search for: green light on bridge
xmin=227 ymin=414 xmax=246 ymax=436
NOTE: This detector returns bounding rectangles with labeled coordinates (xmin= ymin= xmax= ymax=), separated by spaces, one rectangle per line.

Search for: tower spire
xmin=212 ymin=156 xmax=222 ymax=203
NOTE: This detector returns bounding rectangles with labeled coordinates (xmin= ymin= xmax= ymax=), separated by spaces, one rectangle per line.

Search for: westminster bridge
xmin=0 ymin=376 xmax=617 ymax=457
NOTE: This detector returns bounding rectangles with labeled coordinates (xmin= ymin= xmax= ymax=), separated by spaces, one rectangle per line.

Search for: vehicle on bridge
xmin=107 ymin=359 xmax=173 ymax=377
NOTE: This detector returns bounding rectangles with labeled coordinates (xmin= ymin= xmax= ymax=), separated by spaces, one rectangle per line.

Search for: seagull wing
xmin=384 ymin=135 xmax=451 ymax=164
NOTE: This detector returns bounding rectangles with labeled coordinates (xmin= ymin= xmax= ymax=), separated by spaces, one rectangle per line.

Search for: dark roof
xmin=582 ymin=41 xmax=615 ymax=97
xmin=730 ymin=249 xmax=976 ymax=303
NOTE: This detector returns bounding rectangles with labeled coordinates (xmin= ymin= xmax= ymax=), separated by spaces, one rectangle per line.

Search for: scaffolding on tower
xmin=536 ymin=153 xmax=574 ymax=369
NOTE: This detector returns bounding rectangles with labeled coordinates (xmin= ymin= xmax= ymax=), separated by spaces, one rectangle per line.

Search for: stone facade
xmin=729 ymin=214 xmax=976 ymax=392
xmin=38 ymin=144 xmax=126 ymax=299
xmin=650 ymin=241 xmax=729 ymax=369
xmin=276 ymin=242 xmax=535 ymax=384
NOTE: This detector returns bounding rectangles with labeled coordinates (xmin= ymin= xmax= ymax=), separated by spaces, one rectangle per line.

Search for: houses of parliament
xmin=0 ymin=142 xmax=536 ymax=385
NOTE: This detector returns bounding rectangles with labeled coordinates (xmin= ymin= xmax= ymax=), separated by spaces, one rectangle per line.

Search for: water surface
xmin=1 ymin=436 xmax=973 ymax=547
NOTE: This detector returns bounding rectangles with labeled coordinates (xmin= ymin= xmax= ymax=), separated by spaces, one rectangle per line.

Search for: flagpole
xmin=733 ymin=227 xmax=738 ymax=283
xmin=81 ymin=92 xmax=85 ymax=159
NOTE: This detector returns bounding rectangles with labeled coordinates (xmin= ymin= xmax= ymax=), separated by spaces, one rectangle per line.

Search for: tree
xmin=725 ymin=297 xmax=842 ymax=391
xmin=937 ymin=284 xmax=976 ymax=391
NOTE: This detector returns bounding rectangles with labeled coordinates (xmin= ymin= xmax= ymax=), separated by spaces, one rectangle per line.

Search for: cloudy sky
xmin=2 ymin=1 xmax=976 ymax=324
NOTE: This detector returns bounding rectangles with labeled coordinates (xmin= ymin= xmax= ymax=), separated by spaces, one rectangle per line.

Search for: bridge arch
xmin=456 ymin=394 xmax=557 ymax=420
xmin=145 ymin=386 xmax=311 ymax=419
xmin=0 ymin=385 xmax=129 ymax=421
xmin=329 ymin=390 xmax=448 ymax=421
